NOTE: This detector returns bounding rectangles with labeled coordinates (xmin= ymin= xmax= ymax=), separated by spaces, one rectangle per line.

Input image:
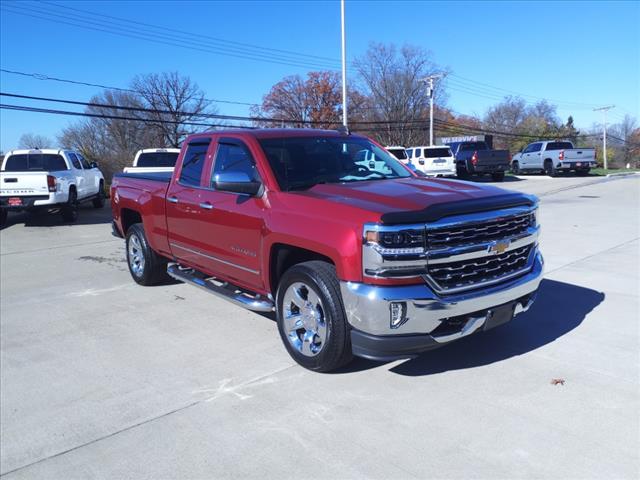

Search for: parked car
xmin=385 ymin=146 xmax=408 ymax=162
xmin=0 ymin=149 xmax=105 ymax=226
xmin=123 ymin=148 xmax=180 ymax=173
xmin=406 ymin=145 xmax=456 ymax=177
xmin=511 ymin=141 xmax=596 ymax=176
xmin=446 ymin=141 xmax=510 ymax=181
xmin=111 ymin=129 xmax=543 ymax=372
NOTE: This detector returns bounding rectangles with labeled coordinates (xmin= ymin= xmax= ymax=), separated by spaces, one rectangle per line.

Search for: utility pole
xmin=593 ymin=105 xmax=615 ymax=170
xmin=340 ymin=0 xmax=348 ymax=128
xmin=420 ymin=74 xmax=444 ymax=146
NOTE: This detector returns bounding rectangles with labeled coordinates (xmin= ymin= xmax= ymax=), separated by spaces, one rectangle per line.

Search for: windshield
xmin=259 ymin=136 xmax=412 ymax=191
xmin=2 ymin=153 xmax=68 ymax=172
xmin=136 ymin=151 xmax=179 ymax=167
xmin=459 ymin=142 xmax=488 ymax=152
xmin=424 ymin=148 xmax=452 ymax=158
xmin=545 ymin=142 xmax=573 ymax=151
xmin=386 ymin=148 xmax=408 ymax=160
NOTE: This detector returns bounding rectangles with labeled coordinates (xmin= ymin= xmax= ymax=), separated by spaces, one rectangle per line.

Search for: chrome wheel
xmin=128 ymin=233 xmax=145 ymax=277
xmin=282 ymin=282 xmax=327 ymax=357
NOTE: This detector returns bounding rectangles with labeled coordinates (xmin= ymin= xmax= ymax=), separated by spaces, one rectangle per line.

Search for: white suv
xmin=0 ymin=149 xmax=105 ymax=225
xmin=406 ymin=145 xmax=456 ymax=177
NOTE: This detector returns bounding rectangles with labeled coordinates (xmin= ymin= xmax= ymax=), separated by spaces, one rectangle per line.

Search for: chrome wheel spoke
xmin=306 ymin=290 xmax=321 ymax=309
xmin=300 ymin=330 xmax=315 ymax=356
xmin=284 ymin=313 xmax=303 ymax=333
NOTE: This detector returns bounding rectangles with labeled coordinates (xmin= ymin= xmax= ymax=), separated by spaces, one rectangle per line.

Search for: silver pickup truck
xmin=511 ymin=141 xmax=596 ymax=176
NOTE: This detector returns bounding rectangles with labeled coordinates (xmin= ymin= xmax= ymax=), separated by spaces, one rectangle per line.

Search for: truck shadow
xmin=1 ymin=204 xmax=113 ymax=229
xmin=466 ymin=175 xmax=523 ymax=184
xmin=338 ymin=279 xmax=604 ymax=376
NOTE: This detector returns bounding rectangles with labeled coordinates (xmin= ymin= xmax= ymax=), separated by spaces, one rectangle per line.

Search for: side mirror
xmin=214 ymin=171 xmax=262 ymax=196
xmin=90 ymin=162 xmax=99 ymax=169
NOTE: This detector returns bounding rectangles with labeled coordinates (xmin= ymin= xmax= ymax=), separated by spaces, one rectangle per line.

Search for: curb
xmin=606 ymin=172 xmax=640 ymax=178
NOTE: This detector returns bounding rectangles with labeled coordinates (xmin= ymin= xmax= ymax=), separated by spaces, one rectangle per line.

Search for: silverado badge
xmin=488 ymin=240 xmax=510 ymax=255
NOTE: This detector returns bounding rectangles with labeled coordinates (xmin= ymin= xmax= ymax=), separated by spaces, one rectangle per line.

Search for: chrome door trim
xmin=170 ymin=242 xmax=259 ymax=275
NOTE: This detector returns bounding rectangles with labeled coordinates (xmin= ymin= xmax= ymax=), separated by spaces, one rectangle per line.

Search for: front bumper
xmin=341 ymin=251 xmax=544 ymax=360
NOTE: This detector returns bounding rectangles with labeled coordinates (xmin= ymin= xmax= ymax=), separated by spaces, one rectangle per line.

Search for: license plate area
xmin=483 ymin=303 xmax=515 ymax=331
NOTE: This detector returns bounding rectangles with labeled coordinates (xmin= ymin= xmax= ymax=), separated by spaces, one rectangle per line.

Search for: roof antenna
xmin=337 ymin=125 xmax=350 ymax=135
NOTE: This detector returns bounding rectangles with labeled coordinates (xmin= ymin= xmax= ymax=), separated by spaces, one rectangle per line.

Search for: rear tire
xmin=276 ymin=261 xmax=353 ymax=372
xmin=92 ymin=182 xmax=105 ymax=208
xmin=125 ymin=223 xmax=169 ymax=286
xmin=491 ymin=172 xmax=505 ymax=182
xmin=456 ymin=165 xmax=470 ymax=179
xmin=61 ymin=188 xmax=79 ymax=223
xmin=544 ymin=160 xmax=557 ymax=177
xmin=0 ymin=209 xmax=7 ymax=227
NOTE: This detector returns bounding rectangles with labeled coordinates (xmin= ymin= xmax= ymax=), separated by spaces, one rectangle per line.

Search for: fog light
xmin=390 ymin=302 xmax=407 ymax=329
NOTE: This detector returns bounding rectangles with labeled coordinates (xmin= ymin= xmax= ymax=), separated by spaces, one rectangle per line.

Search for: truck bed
xmin=114 ymin=171 xmax=173 ymax=183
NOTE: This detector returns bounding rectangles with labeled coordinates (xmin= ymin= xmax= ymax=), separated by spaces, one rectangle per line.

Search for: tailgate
xmin=0 ymin=172 xmax=50 ymax=197
xmin=563 ymin=149 xmax=595 ymax=161
xmin=476 ymin=150 xmax=510 ymax=166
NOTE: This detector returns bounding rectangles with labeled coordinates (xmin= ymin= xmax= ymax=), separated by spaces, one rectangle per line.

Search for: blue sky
xmin=1 ymin=0 xmax=638 ymax=152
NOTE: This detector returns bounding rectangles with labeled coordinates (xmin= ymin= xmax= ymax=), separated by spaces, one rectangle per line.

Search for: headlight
xmin=362 ymin=223 xmax=427 ymax=278
xmin=364 ymin=227 xmax=425 ymax=255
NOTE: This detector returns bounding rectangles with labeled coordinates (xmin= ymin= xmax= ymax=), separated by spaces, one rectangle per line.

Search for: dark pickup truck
xmin=447 ymin=141 xmax=511 ymax=181
xmin=111 ymin=128 xmax=543 ymax=372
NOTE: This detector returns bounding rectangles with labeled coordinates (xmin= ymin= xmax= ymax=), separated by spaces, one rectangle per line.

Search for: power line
xmin=0 ymin=68 xmax=260 ymax=107
xmin=42 ymin=0 xmax=341 ymax=65
xmin=0 ymin=102 xmax=254 ymax=129
xmin=0 ymin=4 xmax=346 ymax=72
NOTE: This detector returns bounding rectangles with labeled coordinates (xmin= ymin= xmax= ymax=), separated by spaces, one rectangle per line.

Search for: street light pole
xmin=420 ymin=74 xmax=444 ymax=146
xmin=340 ymin=0 xmax=347 ymax=128
xmin=593 ymin=105 xmax=615 ymax=170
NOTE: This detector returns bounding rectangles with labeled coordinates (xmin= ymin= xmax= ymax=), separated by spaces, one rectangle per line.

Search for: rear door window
xmin=68 ymin=153 xmax=82 ymax=169
xmin=179 ymin=140 xmax=210 ymax=187
xmin=3 ymin=153 xmax=68 ymax=171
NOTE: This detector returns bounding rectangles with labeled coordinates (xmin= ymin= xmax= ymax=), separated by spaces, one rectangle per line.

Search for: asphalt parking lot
xmin=1 ymin=173 xmax=639 ymax=479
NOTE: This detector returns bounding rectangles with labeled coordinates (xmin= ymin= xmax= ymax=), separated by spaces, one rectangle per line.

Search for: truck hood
xmin=292 ymin=177 xmax=534 ymax=224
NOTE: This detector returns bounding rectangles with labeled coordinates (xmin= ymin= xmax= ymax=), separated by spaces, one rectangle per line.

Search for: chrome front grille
xmin=427 ymin=212 xmax=534 ymax=248
xmin=426 ymin=245 xmax=534 ymax=293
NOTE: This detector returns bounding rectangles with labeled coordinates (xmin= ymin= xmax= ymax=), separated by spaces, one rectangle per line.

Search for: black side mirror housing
xmin=90 ymin=162 xmax=99 ymax=169
xmin=214 ymin=171 xmax=262 ymax=196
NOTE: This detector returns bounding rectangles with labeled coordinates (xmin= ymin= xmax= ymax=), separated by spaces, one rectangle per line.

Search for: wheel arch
xmin=269 ymin=243 xmax=335 ymax=296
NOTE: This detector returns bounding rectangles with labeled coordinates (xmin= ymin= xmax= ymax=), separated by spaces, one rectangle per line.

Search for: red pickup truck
xmin=111 ymin=129 xmax=544 ymax=372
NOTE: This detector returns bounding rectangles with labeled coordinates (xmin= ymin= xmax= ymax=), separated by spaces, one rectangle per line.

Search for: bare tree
xmin=18 ymin=133 xmax=53 ymax=149
xmin=132 ymin=72 xmax=213 ymax=147
xmin=610 ymin=115 xmax=639 ymax=167
xmin=59 ymin=90 xmax=162 ymax=182
xmin=353 ymin=43 xmax=446 ymax=146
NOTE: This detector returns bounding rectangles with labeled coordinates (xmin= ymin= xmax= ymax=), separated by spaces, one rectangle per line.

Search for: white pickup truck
xmin=511 ymin=140 xmax=596 ymax=176
xmin=0 ymin=149 xmax=105 ymax=226
xmin=123 ymin=148 xmax=180 ymax=173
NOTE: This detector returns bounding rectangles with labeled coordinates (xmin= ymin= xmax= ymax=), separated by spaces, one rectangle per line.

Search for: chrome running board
xmin=167 ymin=263 xmax=274 ymax=312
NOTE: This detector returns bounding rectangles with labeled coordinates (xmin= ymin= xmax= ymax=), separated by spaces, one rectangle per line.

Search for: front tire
xmin=276 ymin=261 xmax=353 ymax=372
xmin=0 ymin=209 xmax=7 ymax=227
xmin=511 ymin=161 xmax=521 ymax=175
xmin=61 ymin=189 xmax=79 ymax=223
xmin=125 ymin=223 xmax=169 ymax=286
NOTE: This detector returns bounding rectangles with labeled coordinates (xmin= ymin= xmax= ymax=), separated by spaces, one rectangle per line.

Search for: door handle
xmin=199 ymin=202 xmax=213 ymax=210
xmin=167 ymin=196 xmax=179 ymax=204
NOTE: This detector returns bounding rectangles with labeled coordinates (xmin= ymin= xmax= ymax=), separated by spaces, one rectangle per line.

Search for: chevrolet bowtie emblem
xmin=488 ymin=240 xmax=510 ymax=255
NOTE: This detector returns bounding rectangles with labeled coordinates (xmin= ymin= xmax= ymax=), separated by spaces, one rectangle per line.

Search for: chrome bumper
xmin=340 ymin=250 xmax=544 ymax=337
